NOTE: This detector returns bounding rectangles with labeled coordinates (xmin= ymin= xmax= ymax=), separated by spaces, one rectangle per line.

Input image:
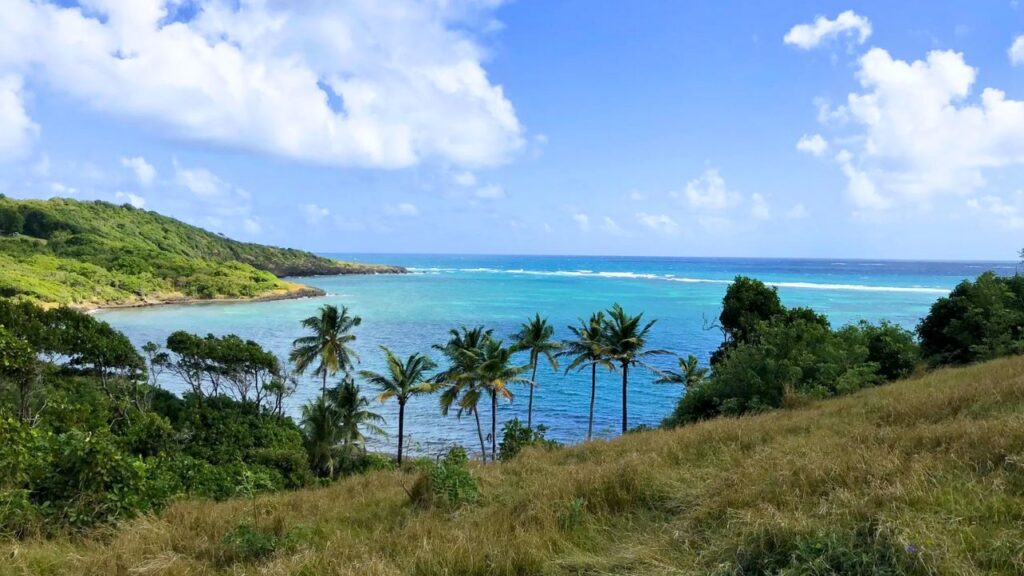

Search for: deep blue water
xmin=96 ymin=255 xmax=1015 ymax=456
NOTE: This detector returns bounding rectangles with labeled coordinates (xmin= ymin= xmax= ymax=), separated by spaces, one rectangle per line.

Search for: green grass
xmin=5 ymin=356 xmax=1024 ymax=575
xmin=0 ymin=197 xmax=403 ymax=308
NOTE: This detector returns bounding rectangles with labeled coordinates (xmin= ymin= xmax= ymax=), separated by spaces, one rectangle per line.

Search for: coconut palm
xmin=290 ymin=305 xmax=361 ymax=398
xmin=603 ymin=304 xmax=668 ymax=433
xmin=512 ymin=314 xmax=561 ymax=429
xmin=559 ymin=311 xmax=615 ymax=440
xmin=472 ymin=336 xmax=531 ymax=461
xmin=331 ymin=376 xmax=387 ymax=460
xmin=655 ymin=354 xmax=708 ymax=388
xmin=433 ymin=326 xmax=493 ymax=461
xmin=300 ymin=395 xmax=345 ymax=478
xmin=360 ymin=346 xmax=436 ymax=465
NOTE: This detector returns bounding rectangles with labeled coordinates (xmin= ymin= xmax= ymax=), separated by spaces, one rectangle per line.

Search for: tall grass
xmin=5 ymin=356 xmax=1024 ymax=575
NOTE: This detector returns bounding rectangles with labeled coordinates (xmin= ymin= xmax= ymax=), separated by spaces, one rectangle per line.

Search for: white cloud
xmin=784 ymin=10 xmax=872 ymax=50
xmin=809 ymin=47 xmax=1024 ymax=211
xmin=0 ymin=0 xmax=523 ymax=169
xmin=628 ymin=190 xmax=646 ymax=201
xmin=121 ymin=156 xmax=156 ymax=186
xmin=301 ymin=203 xmax=331 ymax=224
xmin=386 ymin=202 xmax=420 ymax=216
xmin=0 ymin=75 xmax=38 ymax=160
xmin=243 ymin=218 xmax=262 ymax=235
xmin=176 ymin=165 xmax=227 ymax=197
xmin=571 ymin=213 xmax=590 ymax=231
xmin=796 ymin=134 xmax=829 ymax=156
xmin=786 ymin=203 xmax=810 ymax=219
xmin=115 ymin=191 xmax=146 ymax=208
xmin=453 ymin=171 xmax=478 ymax=187
xmin=1011 ymin=35 xmax=1024 ymax=66
xmin=636 ymin=212 xmax=679 ymax=235
xmin=967 ymin=193 xmax=1024 ymax=228
xmin=475 ymin=184 xmax=505 ymax=199
xmin=49 ymin=182 xmax=77 ymax=195
xmin=750 ymin=193 xmax=771 ymax=220
xmin=601 ymin=216 xmax=624 ymax=235
xmin=683 ymin=168 xmax=738 ymax=211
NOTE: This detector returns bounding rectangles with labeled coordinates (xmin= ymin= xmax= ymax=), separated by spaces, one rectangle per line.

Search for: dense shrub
xmin=410 ymin=446 xmax=478 ymax=509
xmin=917 ymin=272 xmax=1024 ymax=365
xmin=498 ymin=418 xmax=560 ymax=461
xmin=0 ymin=205 xmax=23 ymax=236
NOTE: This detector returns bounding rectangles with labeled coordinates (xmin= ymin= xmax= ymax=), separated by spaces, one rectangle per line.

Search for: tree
xmin=602 ymin=304 xmax=666 ymax=433
xmin=330 ymin=377 xmax=386 ymax=461
xmin=0 ymin=205 xmax=23 ymax=236
xmin=290 ymin=305 xmax=361 ymax=398
xmin=559 ymin=312 xmax=613 ymax=441
xmin=512 ymin=314 xmax=560 ymax=429
xmin=300 ymin=396 xmax=345 ymax=478
xmin=472 ymin=336 xmax=530 ymax=462
xmin=434 ymin=326 xmax=493 ymax=462
xmin=0 ymin=326 xmax=38 ymax=422
xmin=712 ymin=276 xmax=785 ymax=365
xmin=360 ymin=347 xmax=435 ymax=465
xmin=655 ymin=354 xmax=708 ymax=387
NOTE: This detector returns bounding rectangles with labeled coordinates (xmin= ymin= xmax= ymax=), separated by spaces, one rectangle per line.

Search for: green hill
xmin=0 ymin=196 xmax=403 ymax=308
xmin=8 ymin=355 xmax=1024 ymax=575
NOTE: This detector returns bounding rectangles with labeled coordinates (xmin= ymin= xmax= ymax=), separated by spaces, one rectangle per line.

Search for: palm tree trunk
xmin=474 ymin=406 xmax=487 ymax=463
xmin=528 ymin=361 xmax=538 ymax=429
xmin=621 ymin=362 xmax=629 ymax=434
xmin=491 ymin=390 xmax=498 ymax=462
xmin=322 ymin=371 xmax=327 ymax=399
xmin=397 ymin=400 xmax=405 ymax=465
xmin=588 ymin=362 xmax=596 ymax=441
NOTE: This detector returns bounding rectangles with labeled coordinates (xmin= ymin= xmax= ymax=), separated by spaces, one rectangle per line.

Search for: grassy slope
xmin=7 ymin=356 xmax=1024 ymax=575
xmin=0 ymin=197 xmax=403 ymax=307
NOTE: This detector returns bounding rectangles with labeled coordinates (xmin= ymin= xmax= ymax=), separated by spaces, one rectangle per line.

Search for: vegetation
xmin=512 ymin=314 xmax=561 ymax=429
xmin=559 ymin=311 xmax=614 ymax=440
xmin=7 ymin=355 xmax=1024 ymax=574
xmin=291 ymin=304 xmax=362 ymax=397
xmin=602 ymin=304 xmax=666 ymax=433
xmin=0 ymin=196 xmax=402 ymax=307
xmin=360 ymin=347 xmax=436 ymax=465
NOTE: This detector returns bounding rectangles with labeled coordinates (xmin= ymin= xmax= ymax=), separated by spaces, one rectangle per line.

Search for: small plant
xmin=498 ymin=418 xmax=560 ymax=462
xmin=409 ymin=446 xmax=478 ymax=509
xmin=558 ymin=497 xmax=587 ymax=531
xmin=221 ymin=523 xmax=278 ymax=564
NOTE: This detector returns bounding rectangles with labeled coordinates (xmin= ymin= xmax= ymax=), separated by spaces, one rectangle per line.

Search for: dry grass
xmin=5 ymin=357 xmax=1024 ymax=575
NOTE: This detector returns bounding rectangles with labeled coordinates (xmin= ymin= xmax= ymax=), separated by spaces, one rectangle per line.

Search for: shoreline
xmin=83 ymin=283 xmax=328 ymax=313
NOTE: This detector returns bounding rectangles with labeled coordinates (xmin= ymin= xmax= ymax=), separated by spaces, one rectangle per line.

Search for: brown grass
xmin=5 ymin=356 xmax=1024 ymax=575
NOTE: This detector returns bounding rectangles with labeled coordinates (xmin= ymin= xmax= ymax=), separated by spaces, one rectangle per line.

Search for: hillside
xmin=8 ymin=355 xmax=1024 ymax=575
xmin=0 ymin=196 xmax=403 ymax=308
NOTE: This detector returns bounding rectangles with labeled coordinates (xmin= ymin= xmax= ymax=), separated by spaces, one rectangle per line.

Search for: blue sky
xmin=1 ymin=1 xmax=1023 ymax=260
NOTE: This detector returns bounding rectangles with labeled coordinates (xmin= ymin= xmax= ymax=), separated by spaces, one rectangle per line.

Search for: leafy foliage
xmin=497 ymin=418 xmax=560 ymax=461
xmin=0 ymin=196 xmax=401 ymax=306
xmin=410 ymin=446 xmax=478 ymax=509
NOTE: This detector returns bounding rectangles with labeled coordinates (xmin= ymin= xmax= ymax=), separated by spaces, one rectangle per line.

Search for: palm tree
xmin=559 ymin=311 xmax=614 ymax=440
xmin=360 ymin=346 xmax=436 ymax=465
xmin=329 ymin=376 xmax=387 ymax=464
xmin=512 ymin=314 xmax=561 ymax=429
xmin=300 ymin=395 xmax=345 ymax=478
xmin=433 ymin=326 xmax=492 ymax=462
xmin=655 ymin=354 xmax=708 ymax=388
xmin=603 ymin=304 xmax=667 ymax=433
xmin=473 ymin=336 xmax=531 ymax=461
xmin=290 ymin=305 xmax=361 ymax=398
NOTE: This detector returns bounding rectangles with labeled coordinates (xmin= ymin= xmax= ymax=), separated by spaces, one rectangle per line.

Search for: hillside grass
xmin=5 ymin=356 xmax=1024 ymax=575
xmin=0 ymin=197 xmax=402 ymax=307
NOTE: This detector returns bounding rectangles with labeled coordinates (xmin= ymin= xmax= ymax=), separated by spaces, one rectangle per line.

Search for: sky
xmin=1 ymin=1 xmax=1023 ymax=260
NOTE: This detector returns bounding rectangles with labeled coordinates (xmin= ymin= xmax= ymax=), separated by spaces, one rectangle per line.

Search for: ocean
xmin=96 ymin=254 xmax=1016 ymax=456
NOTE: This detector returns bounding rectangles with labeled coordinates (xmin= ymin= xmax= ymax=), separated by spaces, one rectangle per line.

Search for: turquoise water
xmin=97 ymin=255 xmax=1015 ymax=456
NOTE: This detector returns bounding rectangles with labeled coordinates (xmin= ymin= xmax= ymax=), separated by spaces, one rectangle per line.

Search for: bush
xmin=410 ymin=446 xmax=478 ymax=509
xmin=498 ymin=418 xmax=560 ymax=462
xmin=918 ymin=272 xmax=1024 ymax=366
xmin=0 ymin=206 xmax=23 ymax=236
xmin=221 ymin=523 xmax=279 ymax=564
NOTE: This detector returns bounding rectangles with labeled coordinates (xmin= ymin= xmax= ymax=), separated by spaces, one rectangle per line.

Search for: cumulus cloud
xmin=683 ymin=168 xmax=738 ymax=211
xmin=636 ymin=212 xmax=679 ymax=235
xmin=1011 ymin=35 xmax=1024 ymax=66
xmin=571 ymin=213 xmax=590 ymax=231
xmin=121 ymin=156 xmax=156 ymax=186
xmin=0 ymin=0 xmax=523 ymax=169
xmin=967 ymin=193 xmax=1024 ymax=228
xmin=49 ymin=182 xmax=77 ymax=196
xmin=784 ymin=10 xmax=872 ymax=50
xmin=805 ymin=47 xmax=1024 ymax=211
xmin=474 ymin=184 xmax=505 ymax=199
xmin=601 ymin=216 xmax=624 ymax=235
xmin=750 ymin=193 xmax=771 ymax=220
xmin=385 ymin=202 xmax=420 ymax=216
xmin=0 ymin=75 xmax=38 ymax=160
xmin=115 ymin=191 xmax=146 ymax=208
xmin=786 ymin=203 xmax=810 ymax=219
xmin=796 ymin=134 xmax=828 ymax=156
xmin=301 ymin=203 xmax=331 ymax=225
xmin=453 ymin=171 xmax=478 ymax=187
xmin=172 ymin=161 xmax=256 ymax=232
